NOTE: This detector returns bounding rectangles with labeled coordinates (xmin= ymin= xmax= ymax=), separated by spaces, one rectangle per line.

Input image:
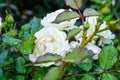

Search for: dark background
xmin=0 ymin=0 xmax=120 ymax=27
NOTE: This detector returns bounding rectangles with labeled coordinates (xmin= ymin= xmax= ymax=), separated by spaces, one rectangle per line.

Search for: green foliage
xmin=0 ymin=69 xmax=3 ymax=79
xmin=81 ymin=75 xmax=95 ymax=80
xmin=17 ymin=36 xmax=34 ymax=54
xmin=15 ymin=57 xmax=26 ymax=73
xmin=44 ymin=65 xmax=65 ymax=80
xmin=15 ymin=75 xmax=25 ymax=80
xmin=99 ymin=45 xmax=118 ymax=70
xmin=0 ymin=16 xmax=43 ymax=79
xmin=66 ymin=28 xmax=81 ymax=40
xmin=78 ymin=58 xmax=92 ymax=71
xmin=101 ymin=73 xmax=117 ymax=80
xmin=32 ymin=73 xmax=43 ymax=80
xmin=2 ymin=12 xmax=14 ymax=31
xmin=0 ymin=50 xmax=8 ymax=65
xmin=3 ymin=36 xmax=21 ymax=45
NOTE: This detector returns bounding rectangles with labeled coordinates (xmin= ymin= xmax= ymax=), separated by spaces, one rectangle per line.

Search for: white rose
xmin=85 ymin=16 xmax=98 ymax=37
xmin=29 ymin=27 xmax=70 ymax=67
xmin=97 ymin=30 xmax=115 ymax=46
xmin=41 ymin=9 xmax=78 ymax=30
xmin=85 ymin=16 xmax=107 ymax=37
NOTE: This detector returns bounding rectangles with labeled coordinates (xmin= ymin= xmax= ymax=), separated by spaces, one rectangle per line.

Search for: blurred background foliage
xmin=0 ymin=0 xmax=119 ymax=27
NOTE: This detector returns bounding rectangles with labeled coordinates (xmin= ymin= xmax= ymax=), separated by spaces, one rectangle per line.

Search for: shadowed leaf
xmin=65 ymin=0 xmax=82 ymax=9
xmin=3 ymin=36 xmax=21 ymax=45
xmin=35 ymin=54 xmax=62 ymax=64
xmin=52 ymin=10 xmax=79 ymax=23
xmin=16 ymin=57 xmax=26 ymax=73
xmin=66 ymin=28 xmax=81 ymax=40
xmin=63 ymin=48 xmax=93 ymax=64
xmin=44 ymin=65 xmax=65 ymax=80
xmin=83 ymin=8 xmax=99 ymax=17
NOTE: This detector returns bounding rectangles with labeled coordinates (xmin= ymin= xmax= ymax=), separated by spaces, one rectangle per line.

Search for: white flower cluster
xmin=29 ymin=9 xmax=77 ymax=67
xmin=29 ymin=9 xmax=115 ymax=67
xmin=72 ymin=16 xmax=115 ymax=59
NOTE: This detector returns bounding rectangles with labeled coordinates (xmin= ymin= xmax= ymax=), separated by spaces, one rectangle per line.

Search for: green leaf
xmin=32 ymin=73 xmax=43 ymax=80
xmin=5 ymin=12 xmax=14 ymax=24
xmin=15 ymin=57 xmax=26 ymax=73
xmin=66 ymin=77 xmax=76 ymax=80
xmin=99 ymin=45 xmax=118 ymax=70
xmin=0 ymin=69 xmax=3 ymax=79
xmin=65 ymin=0 xmax=82 ymax=9
xmin=15 ymin=75 xmax=25 ymax=80
xmin=29 ymin=17 xmax=41 ymax=32
xmin=5 ymin=29 xmax=17 ymax=36
xmin=19 ymin=23 xmax=31 ymax=39
xmin=103 ymin=15 xmax=112 ymax=22
xmin=66 ymin=64 xmax=74 ymax=72
xmin=18 ymin=36 xmax=34 ymax=54
xmin=101 ymin=73 xmax=117 ymax=80
xmin=21 ymin=23 xmax=31 ymax=31
xmin=94 ymin=66 xmax=104 ymax=72
xmin=52 ymin=10 xmax=79 ymax=23
xmin=66 ymin=28 xmax=81 ymax=40
xmin=0 ymin=50 xmax=8 ymax=65
xmin=35 ymin=54 xmax=62 ymax=64
xmin=3 ymin=36 xmax=21 ymax=45
xmin=44 ymin=65 xmax=65 ymax=80
xmin=63 ymin=48 xmax=93 ymax=64
xmin=82 ymin=75 xmax=95 ymax=80
xmin=83 ymin=8 xmax=99 ymax=17
xmin=78 ymin=58 xmax=92 ymax=71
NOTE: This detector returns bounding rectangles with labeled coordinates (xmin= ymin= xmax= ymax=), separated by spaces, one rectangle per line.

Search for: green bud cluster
xmin=2 ymin=11 xmax=14 ymax=31
xmin=84 ymin=21 xmax=89 ymax=29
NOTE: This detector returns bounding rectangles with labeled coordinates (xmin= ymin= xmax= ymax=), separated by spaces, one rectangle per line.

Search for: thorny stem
xmin=80 ymin=22 xmax=101 ymax=48
xmin=77 ymin=9 xmax=88 ymax=48
xmin=63 ymin=69 xmax=119 ymax=80
xmin=77 ymin=9 xmax=84 ymax=25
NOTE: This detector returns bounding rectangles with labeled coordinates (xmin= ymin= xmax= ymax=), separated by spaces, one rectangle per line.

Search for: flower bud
xmin=84 ymin=21 xmax=89 ymax=29
xmin=5 ymin=14 xmax=14 ymax=24
xmin=97 ymin=16 xmax=103 ymax=23
xmin=108 ymin=20 xmax=116 ymax=26
xmin=101 ymin=6 xmax=110 ymax=15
